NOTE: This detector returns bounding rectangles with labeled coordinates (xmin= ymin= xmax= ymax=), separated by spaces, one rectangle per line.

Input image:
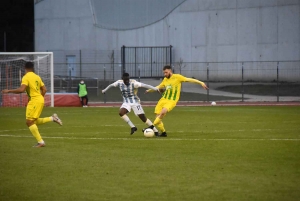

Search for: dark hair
xmin=122 ymin=72 xmax=130 ymax=77
xmin=163 ymin=65 xmax=172 ymax=70
xmin=25 ymin=62 xmax=34 ymax=69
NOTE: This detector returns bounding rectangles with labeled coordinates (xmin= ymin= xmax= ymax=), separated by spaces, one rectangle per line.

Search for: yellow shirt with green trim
xmin=157 ymin=74 xmax=187 ymax=103
xmin=21 ymin=72 xmax=45 ymax=102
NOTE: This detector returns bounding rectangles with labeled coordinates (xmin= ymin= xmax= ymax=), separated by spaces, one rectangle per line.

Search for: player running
xmin=144 ymin=65 xmax=208 ymax=137
xmin=102 ymin=73 xmax=160 ymax=135
xmin=1 ymin=62 xmax=62 ymax=147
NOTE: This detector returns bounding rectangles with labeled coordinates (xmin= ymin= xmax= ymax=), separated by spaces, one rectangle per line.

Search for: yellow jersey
xmin=157 ymin=74 xmax=187 ymax=103
xmin=21 ymin=72 xmax=45 ymax=102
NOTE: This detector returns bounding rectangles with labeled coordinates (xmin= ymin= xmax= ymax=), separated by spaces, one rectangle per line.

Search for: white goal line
xmin=0 ymin=134 xmax=299 ymax=141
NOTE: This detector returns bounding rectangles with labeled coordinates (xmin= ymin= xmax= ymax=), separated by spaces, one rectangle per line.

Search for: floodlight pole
xmin=277 ymin=62 xmax=279 ymax=102
xmin=242 ymin=62 xmax=244 ymax=102
xmin=206 ymin=62 xmax=210 ymax=102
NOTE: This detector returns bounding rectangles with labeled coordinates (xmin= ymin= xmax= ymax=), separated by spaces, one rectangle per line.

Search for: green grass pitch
xmin=0 ymin=106 xmax=299 ymax=201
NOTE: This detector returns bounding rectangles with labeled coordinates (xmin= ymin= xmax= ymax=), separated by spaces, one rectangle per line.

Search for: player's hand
xmin=102 ymin=90 xmax=105 ymax=94
xmin=156 ymin=88 xmax=161 ymax=94
xmin=158 ymin=88 xmax=166 ymax=93
xmin=144 ymin=90 xmax=150 ymax=94
xmin=1 ymin=89 xmax=9 ymax=93
xmin=201 ymin=83 xmax=209 ymax=90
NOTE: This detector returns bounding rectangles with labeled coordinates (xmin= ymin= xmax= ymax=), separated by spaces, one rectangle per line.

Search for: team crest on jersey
xmin=166 ymin=85 xmax=172 ymax=90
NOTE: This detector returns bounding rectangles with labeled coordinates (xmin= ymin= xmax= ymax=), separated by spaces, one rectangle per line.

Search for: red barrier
xmin=2 ymin=93 xmax=81 ymax=107
xmin=53 ymin=93 xmax=81 ymax=107
xmin=2 ymin=94 xmax=28 ymax=107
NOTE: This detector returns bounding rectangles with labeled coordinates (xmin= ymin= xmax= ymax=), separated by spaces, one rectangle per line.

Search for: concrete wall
xmin=35 ymin=0 xmax=300 ymax=81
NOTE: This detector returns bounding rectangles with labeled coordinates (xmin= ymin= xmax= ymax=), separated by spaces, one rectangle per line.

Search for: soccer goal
xmin=0 ymin=52 xmax=54 ymax=107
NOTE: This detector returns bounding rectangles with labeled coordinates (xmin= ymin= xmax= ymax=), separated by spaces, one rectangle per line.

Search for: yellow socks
xmin=35 ymin=117 xmax=52 ymax=125
xmin=153 ymin=117 xmax=166 ymax=133
xmin=153 ymin=117 xmax=161 ymax=125
xmin=30 ymin=117 xmax=51 ymax=143
xmin=28 ymin=124 xmax=43 ymax=143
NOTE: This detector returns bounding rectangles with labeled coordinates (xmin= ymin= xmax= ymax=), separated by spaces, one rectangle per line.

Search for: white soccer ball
xmin=144 ymin=128 xmax=155 ymax=138
xmin=211 ymin=101 xmax=216 ymax=106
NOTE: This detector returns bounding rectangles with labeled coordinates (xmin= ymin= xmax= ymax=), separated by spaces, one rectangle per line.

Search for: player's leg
xmin=26 ymin=102 xmax=45 ymax=147
xmin=35 ymin=113 xmax=63 ymax=126
xmin=26 ymin=119 xmax=45 ymax=147
xmin=85 ymin=95 xmax=89 ymax=106
xmin=82 ymin=95 xmax=88 ymax=107
xmin=79 ymin=97 xmax=84 ymax=107
xmin=35 ymin=115 xmax=59 ymax=125
xmin=153 ymin=101 xmax=176 ymax=137
xmin=132 ymin=104 xmax=159 ymax=136
xmin=152 ymin=100 xmax=168 ymax=135
xmin=153 ymin=108 xmax=168 ymax=136
xmin=141 ymin=99 xmax=165 ymax=135
xmin=35 ymin=117 xmax=52 ymax=125
xmin=119 ymin=103 xmax=137 ymax=134
xmin=83 ymin=96 xmax=86 ymax=106
xmin=139 ymin=114 xmax=159 ymax=136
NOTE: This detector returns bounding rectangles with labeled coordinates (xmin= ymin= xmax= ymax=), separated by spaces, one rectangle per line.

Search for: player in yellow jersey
xmin=1 ymin=62 xmax=63 ymax=147
xmin=144 ymin=65 xmax=208 ymax=137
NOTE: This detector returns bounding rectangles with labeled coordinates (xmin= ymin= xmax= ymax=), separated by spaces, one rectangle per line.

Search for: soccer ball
xmin=144 ymin=128 xmax=155 ymax=138
xmin=211 ymin=101 xmax=216 ymax=106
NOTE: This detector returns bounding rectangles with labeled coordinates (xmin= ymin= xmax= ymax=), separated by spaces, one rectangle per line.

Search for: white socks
xmin=145 ymin=119 xmax=158 ymax=132
xmin=121 ymin=115 xmax=135 ymax=128
xmin=121 ymin=115 xmax=158 ymax=132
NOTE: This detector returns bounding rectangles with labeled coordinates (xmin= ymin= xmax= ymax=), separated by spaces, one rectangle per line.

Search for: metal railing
xmin=121 ymin=46 xmax=173 ymax=76
xmin=51 ymin=61 xmax=300 ymax=103
xmin=1 ymin=59 xmax=299 ymax=105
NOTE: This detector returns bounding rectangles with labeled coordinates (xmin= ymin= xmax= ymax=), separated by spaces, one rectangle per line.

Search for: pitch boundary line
xmin=0 ymin=134 xmax=299 ymax=141
xmin=1 ymin=126 xmax=298 ymax=134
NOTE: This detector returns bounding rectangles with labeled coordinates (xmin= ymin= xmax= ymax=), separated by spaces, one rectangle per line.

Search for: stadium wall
xmin=34 ymin=0 xmax=300 ymax=81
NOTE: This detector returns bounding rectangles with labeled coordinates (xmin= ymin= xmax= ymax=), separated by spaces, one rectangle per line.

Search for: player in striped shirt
xmin=102 ymin=73 xmax=160 ymax=135
xmin=145 ymin=65 xmax=208 ymax=137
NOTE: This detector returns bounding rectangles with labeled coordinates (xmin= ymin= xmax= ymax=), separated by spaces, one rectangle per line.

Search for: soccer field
xmin=0 ymin=106 xmax=299 ymax=201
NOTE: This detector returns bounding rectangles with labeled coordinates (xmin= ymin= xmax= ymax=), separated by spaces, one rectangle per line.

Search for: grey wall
xmin=35 ymin=0 xmax=300 ymax=80
xmin=91 ymin=0 xmax=186 ymax=30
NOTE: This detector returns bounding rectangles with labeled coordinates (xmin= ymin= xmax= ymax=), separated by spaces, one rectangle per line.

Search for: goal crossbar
xmin=0 ymin=52 xmax=54 ymax=107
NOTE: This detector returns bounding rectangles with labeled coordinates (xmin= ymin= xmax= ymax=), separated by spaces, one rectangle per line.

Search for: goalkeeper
xmin=144 ymin=65 xmax=208 ymax=137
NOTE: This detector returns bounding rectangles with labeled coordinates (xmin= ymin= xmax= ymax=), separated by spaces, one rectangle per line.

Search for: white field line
xmin=0 ymin=134 xmax=299 ymax=141
xmin=0 ymin=127 xmax=299 ymax=134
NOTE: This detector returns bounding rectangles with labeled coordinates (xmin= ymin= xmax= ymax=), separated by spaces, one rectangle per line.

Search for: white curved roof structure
xmin=90 ymin=0 xmax=186 ymax=30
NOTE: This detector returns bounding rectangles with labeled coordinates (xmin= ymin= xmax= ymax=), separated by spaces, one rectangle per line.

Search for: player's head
xmin=24 ymin=62 xmax=34 ymax=72
xmin=80 ymin=80 xmax=84 ymax=84
xmin=163 ymin=65 xmax=172 ymax=78
xmin=122 ymin=73 xmax=130 ymax=85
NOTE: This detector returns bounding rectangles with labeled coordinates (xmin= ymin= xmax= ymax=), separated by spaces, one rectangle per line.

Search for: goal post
xmin=0 ymin=52 xmax=54 ymax=107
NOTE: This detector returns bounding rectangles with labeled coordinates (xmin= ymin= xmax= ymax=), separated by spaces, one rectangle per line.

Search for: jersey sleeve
xmin=21 ymin=75 xmax=29 ymax=86
xmin=111 ymin=80 xmax=120 ymax=87
xmin=156 ymin=79 xmax=166 ymax=89
xmin=102 ymin=80 xmax=119 ymax=93
xmin=177 ymin=74 xmax=188 ymax=82
xmin=133 ymin=81 xmax=142 ymax=88
xmin=40 ymin=77 xmax=45 ymax=87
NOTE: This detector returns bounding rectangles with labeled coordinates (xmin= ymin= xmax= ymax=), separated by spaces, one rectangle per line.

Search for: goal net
xmin=0 ymin=52 xmax=54 ymax=107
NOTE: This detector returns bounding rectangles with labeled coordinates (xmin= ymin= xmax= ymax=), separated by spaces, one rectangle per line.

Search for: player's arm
xmin=77 ymin=85 xmax=79 ymax=94
xmin=102 ymin=81 xmax=118 ymax=94
xmin=140 ymin=83 xmax=160 ymax=92
xmin=145 ymin=82 xmax=165 ymax=93
xmin=40 ymin=85 xmax=47 ymax=97
xmin=1 ymin=84 xmax=27 ymax=94
xmin=185 ymin=78 xmax=209 ymax=90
